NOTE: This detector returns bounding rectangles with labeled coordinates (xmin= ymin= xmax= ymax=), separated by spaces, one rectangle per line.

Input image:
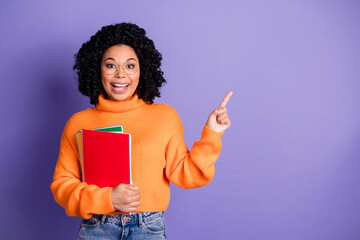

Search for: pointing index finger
xmin=219 ymin=91 xmax=233 ymax=108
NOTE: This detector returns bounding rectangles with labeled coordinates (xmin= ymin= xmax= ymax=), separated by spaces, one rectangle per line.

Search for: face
xmin=101 ymin=44 xmax=140 ymax=101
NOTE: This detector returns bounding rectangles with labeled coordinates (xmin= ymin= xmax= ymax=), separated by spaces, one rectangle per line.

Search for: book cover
xmin=76 ymin=128 xmax=132 ymax=187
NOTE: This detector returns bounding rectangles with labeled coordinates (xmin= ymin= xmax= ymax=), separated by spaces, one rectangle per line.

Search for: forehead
xmin=102 ymin=44 xmax=138 ymax=61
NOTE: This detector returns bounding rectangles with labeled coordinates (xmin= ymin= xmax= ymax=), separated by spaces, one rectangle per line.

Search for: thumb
xmin=209 ymin=108 xmax=220 ymax=118
xmin=118 ymin=184 xmax=138 ymax=190
xmin=130 ymin=185 xmax=139 ymax=191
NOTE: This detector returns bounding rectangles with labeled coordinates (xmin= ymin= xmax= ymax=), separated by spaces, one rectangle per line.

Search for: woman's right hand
xmin=111 ymin=184 xmax=141 ymax=213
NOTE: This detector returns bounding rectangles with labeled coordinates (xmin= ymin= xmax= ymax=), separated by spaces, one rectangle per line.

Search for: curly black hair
xmin=73 ymin=23 xmax=166 ymax=105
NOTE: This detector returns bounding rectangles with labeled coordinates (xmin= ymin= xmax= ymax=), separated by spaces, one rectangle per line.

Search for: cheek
xmin=101 ymin=74 xmax=110 ymax=85
xmin=101 ymin=79 xmax=105 ymax=89
xmin=132 ymin=74 xmax=140 ymax=87
xmin=101 ymin=77 xmax=111 ymax=92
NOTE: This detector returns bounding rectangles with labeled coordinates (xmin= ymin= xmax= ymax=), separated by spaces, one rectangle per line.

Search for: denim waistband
xmin=92 ymin=212 xmax=163 ymax=226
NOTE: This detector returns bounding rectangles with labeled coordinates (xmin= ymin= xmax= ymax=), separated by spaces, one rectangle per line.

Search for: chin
xmin=108 ymin=92 xmax=135 ymax=101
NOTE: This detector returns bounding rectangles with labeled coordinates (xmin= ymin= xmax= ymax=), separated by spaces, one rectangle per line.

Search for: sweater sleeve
xmin=50 ymin=117 xmax=116 ymax=219
xmin=164 ymin=108 xmax=223 ymax=188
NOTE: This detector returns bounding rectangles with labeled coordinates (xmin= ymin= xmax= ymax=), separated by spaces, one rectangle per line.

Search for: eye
xmin=105 ymin=63 xmax=116 ymax=69
xmin=125 ymin=63 xmax=135 ymax=69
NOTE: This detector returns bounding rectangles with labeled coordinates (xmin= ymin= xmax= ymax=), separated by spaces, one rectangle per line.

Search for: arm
xmin=165 ymin=123 xmax=223 ymax=188
xmin=165 ymin=91 xmax=233 ymax=188
xmin=50 ymin=119 xmax=115 ymax=219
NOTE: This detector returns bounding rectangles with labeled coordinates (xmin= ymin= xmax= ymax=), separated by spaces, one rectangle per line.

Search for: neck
xmin=96 ymin=94 xmax=145 ymax=113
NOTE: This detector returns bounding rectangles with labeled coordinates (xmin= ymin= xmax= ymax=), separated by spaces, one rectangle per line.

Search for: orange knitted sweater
xmin=50 ymin=94 xmax=223 ymax=219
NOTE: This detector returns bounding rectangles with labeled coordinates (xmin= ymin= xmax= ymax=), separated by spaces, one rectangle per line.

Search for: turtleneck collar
xmin=96 ymin=94 xmax=145 ymax=113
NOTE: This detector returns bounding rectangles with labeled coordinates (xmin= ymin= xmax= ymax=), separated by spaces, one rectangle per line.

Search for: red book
xmin=77 ymin=129 xmax=132 ymax=187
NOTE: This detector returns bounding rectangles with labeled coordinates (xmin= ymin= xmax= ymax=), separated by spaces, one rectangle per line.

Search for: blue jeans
xmin=77 ymin=212 xmax=167 ymax=240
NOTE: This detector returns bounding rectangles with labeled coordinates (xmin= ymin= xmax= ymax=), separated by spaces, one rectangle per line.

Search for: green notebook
xmin=76 ymin=125 xmax=124 ymax=134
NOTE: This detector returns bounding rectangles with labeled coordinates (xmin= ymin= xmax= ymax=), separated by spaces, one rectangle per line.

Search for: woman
xmin=50 ymin=22 xmax=232 ymax=240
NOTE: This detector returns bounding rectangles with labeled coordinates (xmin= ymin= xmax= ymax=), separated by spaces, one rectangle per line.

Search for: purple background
xmin=1 ymin=0 xmax=360 ymax=239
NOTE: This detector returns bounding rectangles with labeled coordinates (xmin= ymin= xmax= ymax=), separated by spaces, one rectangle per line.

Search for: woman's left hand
xmin=206 ymin=91 xmax=233 ymax=133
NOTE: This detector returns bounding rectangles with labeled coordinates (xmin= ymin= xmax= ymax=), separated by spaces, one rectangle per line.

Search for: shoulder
xmin=68 ymin=108 xmax=95 ymax=123
xmin=147 ymin=103 xmax=180 ymax=118
xmin=145 ymin=103 xmax=184 ymax=130
xmin=151 ymin=102 xmax=177 ymax=112
xmin=63 ymin=107 xmax=96 ymax=133
xmin=58 ymin=107 xmax=96 ymax=147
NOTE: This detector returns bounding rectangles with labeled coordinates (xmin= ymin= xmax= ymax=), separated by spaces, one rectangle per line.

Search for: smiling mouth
xmin=110 ymin=83 xmax=130 ymax=93
xmin=112 ymin=83 xmax=130 ymax=88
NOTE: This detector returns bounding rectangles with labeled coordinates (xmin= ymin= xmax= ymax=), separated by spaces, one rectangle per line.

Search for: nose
xmin=115 ymin=65 xmax=126 ymax=78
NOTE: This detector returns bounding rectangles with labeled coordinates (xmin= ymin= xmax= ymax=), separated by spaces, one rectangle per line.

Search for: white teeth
xmin=112 ymin=83 xmax=129 ymax=87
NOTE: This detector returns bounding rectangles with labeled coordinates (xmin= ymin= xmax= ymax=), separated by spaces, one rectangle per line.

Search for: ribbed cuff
xmin=202 ymin=124 xmax=224 ymax=138
xmin=102 ymin=187 xmax=116 ymax=213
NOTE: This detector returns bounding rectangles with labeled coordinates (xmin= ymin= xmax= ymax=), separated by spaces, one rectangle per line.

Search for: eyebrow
xmin=104 ymin=57 xmax=137 ymax=62
xmin=104 ymin=57 xmax=115 ymax=61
